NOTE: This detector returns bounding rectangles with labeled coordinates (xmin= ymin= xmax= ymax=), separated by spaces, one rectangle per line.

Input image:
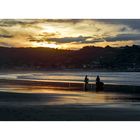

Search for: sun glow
xmin=32 ymin=42 xmax=59 ymax=48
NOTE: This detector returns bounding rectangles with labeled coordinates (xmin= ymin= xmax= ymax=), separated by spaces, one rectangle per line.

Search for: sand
xmin=0 ymin=91 xmax=140 ymax=121
xmin=0 ymin=79 xmax=140 ymax=121
xmin=1 ymin=104 xmax=140 ymax=121
xmin=0 ymin=79 xmax=140 ymax=93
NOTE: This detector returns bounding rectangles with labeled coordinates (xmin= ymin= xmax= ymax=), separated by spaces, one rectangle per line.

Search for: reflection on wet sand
xmin=0 ymin=83 xmax=140 ymax=120
xmin=0 ymin=84 xmax=140 ymax=107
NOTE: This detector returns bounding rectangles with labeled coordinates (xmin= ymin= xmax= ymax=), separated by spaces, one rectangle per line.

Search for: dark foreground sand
xmin=0 ymin=91 xmax=140 ymax=121
xmin=1 ymin=104 xmax=140 ymax=121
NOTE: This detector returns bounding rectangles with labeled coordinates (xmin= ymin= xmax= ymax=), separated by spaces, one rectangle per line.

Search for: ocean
xmin=0 ymin=71 xmax=140 ymax=86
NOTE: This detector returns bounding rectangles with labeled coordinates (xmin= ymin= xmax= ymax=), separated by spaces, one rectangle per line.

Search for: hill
xmin=0 ymin=45 xmax=140 ymax=71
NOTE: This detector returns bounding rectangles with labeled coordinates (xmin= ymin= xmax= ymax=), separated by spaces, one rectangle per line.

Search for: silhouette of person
xmin=96 ymin=75 xmax=104 ymax=91
xmin=84 ymin=75 xmax=89 ymax=91
xmin=96 ymin=75 xmax=100 ymax=83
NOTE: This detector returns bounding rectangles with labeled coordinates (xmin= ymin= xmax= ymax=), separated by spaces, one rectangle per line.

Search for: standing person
xmin=96 ymin=75 xmax=100 ymax=83
xmin=96 ymin=75 xmax=104 ymax=91
xmin=96 ymin=75 xmax=100 ymax=91
xmin=84 ymin=75 xmax=89 ymax=91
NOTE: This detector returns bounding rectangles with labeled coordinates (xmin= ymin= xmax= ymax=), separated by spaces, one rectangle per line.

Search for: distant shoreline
xmin=0 ymin=45 xmax=140 ymax=72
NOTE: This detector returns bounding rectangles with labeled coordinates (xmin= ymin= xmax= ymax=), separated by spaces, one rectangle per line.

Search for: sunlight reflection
xmin=0 ymin=84 xmax=134 ymax=106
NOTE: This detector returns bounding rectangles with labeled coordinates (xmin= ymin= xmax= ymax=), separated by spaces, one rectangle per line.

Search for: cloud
xmin=0 ymin=19 xmax=81 ymax=28
xmin=0 ymin=34 xmax=13 ymax=38
xmin=105 ymin=33 xmax=140 ymax=42
xmin=97 ymin=19 xmax=140 ymax=31
xmin=1 ymin=19 xmax=140 ymax=31
xmin=44 ymin=19 xmax=82 ymax=24
xmin=0 ymin=28 xmax=13 ymax=38
xmin=50 ymin=36 xmax=88 ymax=43
xmin=29 ymin=35 xmax=103 ymax=44
xmin=0 ymin=19 xmax=24 ymax=27
xmin=0 ymin=19 xmax=140 ymax=49
xmin=0 ymin=42 xmax=15 ymax=47
xmin=0 ymin=19 xmax=46 ymax=29
xmin=48 ymin=36 xmax=103 ymax=43
xmin=28 ymin=32 xmax=60 ymax=42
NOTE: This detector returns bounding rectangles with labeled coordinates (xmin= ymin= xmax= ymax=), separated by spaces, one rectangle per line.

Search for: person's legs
xmin=84 ymin=83 xmax=88 ymax=91
xmin=96 ymin=82 xmax=100 ymax=91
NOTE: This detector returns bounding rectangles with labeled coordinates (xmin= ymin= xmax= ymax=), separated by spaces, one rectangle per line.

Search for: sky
xmin=0 ymin=19 xmax=140 ymax=49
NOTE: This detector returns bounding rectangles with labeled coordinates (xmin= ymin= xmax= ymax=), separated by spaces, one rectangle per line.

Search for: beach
xmin=0 ymin=71 xmax=140 ymax=121
xmin=1 ymin=90 xmax=140 ymax=121
xmin=1 ymin=99 xmax=140 ymax=121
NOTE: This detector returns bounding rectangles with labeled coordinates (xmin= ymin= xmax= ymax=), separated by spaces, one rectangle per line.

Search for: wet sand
xmin=0 ymin=79 xmax=140 ymax=121
xmin=1 ymin=103 xmax=140 ymax=121
xmin=0 ymin=90 xmax=140 ymax=120
xmin=0 ymin=79 xmax=140 ymax=93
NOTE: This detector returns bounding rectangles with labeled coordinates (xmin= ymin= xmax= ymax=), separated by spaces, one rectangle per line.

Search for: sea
xmin=0 ymin=71 xmax=140 ymax=86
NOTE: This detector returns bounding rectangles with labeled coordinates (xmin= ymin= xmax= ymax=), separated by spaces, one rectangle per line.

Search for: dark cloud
xmin=44 ymin=19 xmax=82 ymax=24
xmin=0 ymin=19 xmax=47 ymax=28
xmin=28 ymin=32 xmax=60 ymax=42
xmin=0 ymin=19 xmax=82 ymax=28
xmin=29 ymin=35 xmax=103 ymax=44
xmin=1 ymin=19 xmax=140 ymax=31
xmin=47 ymin=36 xmax=91 ymax=43
xmin=39 ymin=32 xmax=60 ymax=37
xmin=105 ymin=33 xmax=140 ymax=42
xmin=0 ymin=34 xmax=13 ymax=38
xmin=0 ymin=19 xmax=24 ymax=27
xmin=0 ymin=42 xmax=15 ymax=47
xmin=40 ymin=33 xmax=140 ymax=44
xmin=97 ymin=19 xmax=140 ymax=31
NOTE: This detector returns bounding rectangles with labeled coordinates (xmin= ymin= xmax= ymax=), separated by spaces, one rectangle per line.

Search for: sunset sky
xmin=0 ymin=19 xmax=140 ymax=49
